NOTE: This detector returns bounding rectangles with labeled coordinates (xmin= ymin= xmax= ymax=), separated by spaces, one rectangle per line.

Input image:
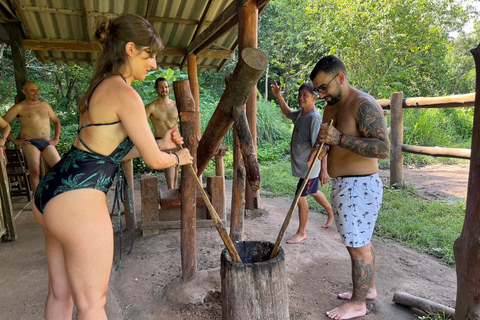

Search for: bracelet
xmin=171 ymin=152 xmax=180 ymax=168
xmin=339 ymin=133 xmax=345 ymax=147
xmin=323 ymin=144 xmax=329 ymax=155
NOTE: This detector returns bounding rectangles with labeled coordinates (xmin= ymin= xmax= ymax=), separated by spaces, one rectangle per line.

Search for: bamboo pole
xmin=270 ymin=120 xmax=333 ymax=259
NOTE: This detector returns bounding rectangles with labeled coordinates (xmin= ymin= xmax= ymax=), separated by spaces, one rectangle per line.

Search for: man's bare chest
xmin=18 ymin=107 xmax=50 ymax=122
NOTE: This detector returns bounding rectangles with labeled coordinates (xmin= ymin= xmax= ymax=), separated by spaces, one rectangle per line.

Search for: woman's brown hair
xmin=79 ymin=14 xmax=163 ymax=113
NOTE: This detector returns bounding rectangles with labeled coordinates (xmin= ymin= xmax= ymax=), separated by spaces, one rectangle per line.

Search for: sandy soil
xmin=0 ymin=163 xmax=469 ymax=320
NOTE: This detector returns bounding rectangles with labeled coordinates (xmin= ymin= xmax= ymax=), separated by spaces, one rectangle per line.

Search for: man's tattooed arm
xmin=340 ymin=101 xmax=390 ymax=159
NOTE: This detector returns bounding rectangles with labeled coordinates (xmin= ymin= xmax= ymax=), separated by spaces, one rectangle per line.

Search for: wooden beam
xmin=187 ymin=0 xmax=250 ymax=55
xmin=180 ymin=0 xmax=216 ymax=69
xmin=378 ymin=93 xmax=475 ymax=109
xmin=10 ymin=0 xmax=46 ymax=64
xmin=7 ymin=22 xmax=26 ymax=102
xmin=19 ymin=39 xmax=234 ymax=60
xmin=0 ymin=0 xmax=19 ymax=22
xmin=19 ymin=5 xmax=84 ymax=15
xmin=144 ymin=0 xmax=153 ymax=20
xmin=81 ymin=0 xmax=94 ymax=65
xmin=22 ymin=39 xmax=102 ymax=53
xmin=140 ymin=220 xmax=217 ymax=230
xmin=198 ymin=49 xmax=234 ymax=59
xmin=402 ymin=145 xmax=471 ymax=160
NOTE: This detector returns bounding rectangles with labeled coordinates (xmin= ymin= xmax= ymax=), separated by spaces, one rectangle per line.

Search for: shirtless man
xmin=145 ymin=77 xmax=179 ymax=189
xmin=3 ymin=81 xmax=61 ymax=193
xmin=309 ymin=55 xmax=389 ymax=320
xmin=270 ymin=81 xmax=334 ymax=244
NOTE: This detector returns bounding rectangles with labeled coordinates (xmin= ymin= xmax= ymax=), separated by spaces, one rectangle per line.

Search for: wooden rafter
xmin=180 ymin=0 xmax=215 ymax=69
xmin=9 ymin=0 xmax=46 ymax=64
xmin=145 ymin=0 xmax=153 ymax=20
xmin=187 ymin=0 xmax=250 ymax=55
xmin=81 ymin=0 xmax=94 ymax=65
xmin=9 ymin=39 xmax=234 ymax=60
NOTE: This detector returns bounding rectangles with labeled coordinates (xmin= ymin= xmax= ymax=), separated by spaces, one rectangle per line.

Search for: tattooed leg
xmin=338 ymin=245 xmax=377 ymax=300
xmin=326 ymin=243 xmax=375 ymax=320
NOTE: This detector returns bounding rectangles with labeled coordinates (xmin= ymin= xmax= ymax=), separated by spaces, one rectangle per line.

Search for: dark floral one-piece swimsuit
xmin=34 ymin=122 xmax=134 ymax=214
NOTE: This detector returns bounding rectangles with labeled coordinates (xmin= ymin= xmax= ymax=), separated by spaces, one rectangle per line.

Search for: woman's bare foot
xmin=326 ymin=301 xmax=367 ymax=320
xmin=286 ymin=233 xmax=306 ymax=244
xmin=338 ymin=289 xmax=377 ymax=300
xmin=322 ymin=215 xmax=334 ymax=228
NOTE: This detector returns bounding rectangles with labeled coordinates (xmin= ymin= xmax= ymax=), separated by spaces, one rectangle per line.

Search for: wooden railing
xmin=378 ymin=92 xmax=475 ymax=187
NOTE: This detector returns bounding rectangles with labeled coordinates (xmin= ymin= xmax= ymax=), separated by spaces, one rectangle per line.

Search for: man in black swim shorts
xmin=3 ymin=81 xmax=61 ymax=193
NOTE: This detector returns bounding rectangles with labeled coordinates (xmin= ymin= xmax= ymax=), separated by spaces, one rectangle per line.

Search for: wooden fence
xmin=378 ymin=92 xmax=475 ymax=187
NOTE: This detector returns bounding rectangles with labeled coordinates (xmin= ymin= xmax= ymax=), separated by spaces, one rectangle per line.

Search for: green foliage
xmin=376 ymin=184 xmax=464 ymax=265
xmin=417 ymin=311 xmax=449 ymax=320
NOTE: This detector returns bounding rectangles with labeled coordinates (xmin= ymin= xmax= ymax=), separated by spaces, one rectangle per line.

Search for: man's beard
xmin=326 ymin=88 xmax=342 ymax=106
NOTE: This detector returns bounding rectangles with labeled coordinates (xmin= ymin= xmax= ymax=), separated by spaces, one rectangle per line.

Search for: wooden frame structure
xmin=378 ymin=92 xmax=475 ymax=188
xmin=0 ymin=0 xmax=269 ymax=281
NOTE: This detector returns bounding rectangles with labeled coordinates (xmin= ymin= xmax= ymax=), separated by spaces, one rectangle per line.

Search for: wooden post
xmin=215 ymin=146 xmax=229 ymax=216
xmin=7 ymin=23 xmax=26 ymax=103
xmin=0 ymin=151 xmax=17 ymax=241
xmin=390 ymin=91 xmax=404 ymax=188
xmin=140 ymin=175 xmax=159 ymax=237
xmin=239 ymin=0 xmax=261 ymax=210
xmin=187 ymin=53 xmax=201 ymax=140
xmin=453 ymin=43 xmax=480 ymax=319
xmin=230 ymin=131 xmax=245 ymax=242
xmin=121 ymin=160 xmax=136 ymax=231
xmin=174 ymin=80 xmax=198 ymax=281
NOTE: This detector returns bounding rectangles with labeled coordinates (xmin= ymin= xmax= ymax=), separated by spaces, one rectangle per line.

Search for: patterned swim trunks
xmin=330 ymin=173 xmax=383 ymax=248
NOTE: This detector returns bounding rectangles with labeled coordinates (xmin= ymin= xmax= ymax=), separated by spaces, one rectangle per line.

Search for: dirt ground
xmin=0 ymin=163 xmax=469 ymax=320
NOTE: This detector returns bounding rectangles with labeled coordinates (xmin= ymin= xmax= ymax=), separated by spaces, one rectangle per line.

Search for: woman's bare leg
xmin=43 ymin=190 xmax=113 ymax=320
xmin=32 ymin=206 xmax=74 ymax=320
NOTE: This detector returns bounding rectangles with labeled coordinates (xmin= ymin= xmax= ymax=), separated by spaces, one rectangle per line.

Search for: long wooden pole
xmin=270 ymin=120 xmax=333 ymax=259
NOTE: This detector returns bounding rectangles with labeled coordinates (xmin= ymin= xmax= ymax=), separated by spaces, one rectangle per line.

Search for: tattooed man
xmin=309 ymin=55 xmax=389 ymax=320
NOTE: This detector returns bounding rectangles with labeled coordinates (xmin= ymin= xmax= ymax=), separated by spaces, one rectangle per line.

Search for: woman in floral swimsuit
xmin=32 ymin=14 xmax=192 ymax=319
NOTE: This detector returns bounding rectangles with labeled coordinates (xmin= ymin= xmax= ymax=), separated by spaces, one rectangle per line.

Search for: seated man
xmin=3 ymin=81 xmax=61 ymax=193
xmin=145 ymin=77 xmax=179 ymax=189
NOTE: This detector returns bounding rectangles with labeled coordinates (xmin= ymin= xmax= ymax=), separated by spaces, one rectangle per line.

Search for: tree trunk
xmin=196 ymin=47 xmax=267 ymax=190
xmin=453 ymin=43 xmax=480 ymax=320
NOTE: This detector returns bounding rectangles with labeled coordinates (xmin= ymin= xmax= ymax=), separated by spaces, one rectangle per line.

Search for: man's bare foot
xmin=322 ymin=215 xmax=334 ymax=228
xmin=326 ymin=301 xmax=367 ymax=320
xmin=286 ymin=233 xmax=306 ymax=244
xmin=338 ymin=289 xmax=377 ymax=300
